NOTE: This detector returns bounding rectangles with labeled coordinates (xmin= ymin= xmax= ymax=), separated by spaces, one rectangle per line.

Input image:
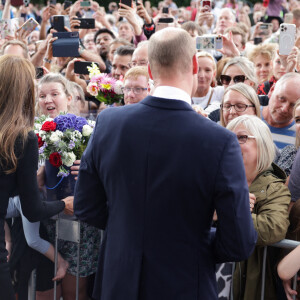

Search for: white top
xmin=192 ymin=85 xmax=224 ymax=114
xmin=153 ymin=86 xmax=192 ymax=105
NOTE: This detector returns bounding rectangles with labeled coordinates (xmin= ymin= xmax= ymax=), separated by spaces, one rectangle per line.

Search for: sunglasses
xmin=220 ymin=75 xmax=248 ymax=85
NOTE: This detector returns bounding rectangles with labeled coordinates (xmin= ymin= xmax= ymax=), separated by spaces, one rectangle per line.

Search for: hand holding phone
xmin=201 ymin=0 xmax=211 ymax=12
xmin=119 ymin=0 xmax=133 ymax=8
xmin=17 ymin=17 xmax=39 ymax=33
xmin=279 ymin=23 xmax=296 ymax=55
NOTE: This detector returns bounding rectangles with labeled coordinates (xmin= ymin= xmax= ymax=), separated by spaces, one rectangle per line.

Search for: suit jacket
xmin=74 ymin=96 xmax=257 ymax=300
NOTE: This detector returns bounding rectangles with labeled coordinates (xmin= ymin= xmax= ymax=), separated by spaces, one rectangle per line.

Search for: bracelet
xmin=43 ymin=57 xmax=52 ymax=64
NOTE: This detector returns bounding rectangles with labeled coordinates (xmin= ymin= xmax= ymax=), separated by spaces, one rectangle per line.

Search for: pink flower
xmin=87 ymin=82 xmax=100 ymax=97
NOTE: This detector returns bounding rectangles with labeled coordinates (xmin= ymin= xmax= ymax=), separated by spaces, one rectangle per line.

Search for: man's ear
xmin=193 ymin=55 xmax=198 ymax=75
xmin=148 ymin=63 xmax=153 ymax=80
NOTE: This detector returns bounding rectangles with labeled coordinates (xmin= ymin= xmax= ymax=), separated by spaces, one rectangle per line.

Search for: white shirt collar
xmin=152 ymin=86 xmax=192 ymax=105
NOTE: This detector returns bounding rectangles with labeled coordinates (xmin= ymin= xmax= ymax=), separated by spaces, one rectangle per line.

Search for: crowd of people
xmin=1 ymin=0 xmax=300 ymax=299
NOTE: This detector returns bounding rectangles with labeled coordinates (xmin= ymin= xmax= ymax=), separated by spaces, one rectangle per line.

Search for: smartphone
xmin=201 ymin=0 xmax=211 ymax=11
xmin=238 ymin=1 xmax=243 ymax=11
xmin=215 ymin=36 xmax=223 ymax=50
xmin=74 ymin=18 xmax=95 ymax=29
xmin=259 ymin=23 xmax=272 ymax=35
xmin=52 ymin=15 xmax=65 ymax=32
xmin=74 ymin=61 xmax=99 ymax=74
xmin=18 ymin=17 xmax=39 ymax=33
xmin=50 ymin=0 xmax=57 ymax=5
xmin=162 ymin=7 xmax=169 ymax=14
xmin=64 ymin=0 xmax=72 ymax=10
xmin=196 ymin=35 xmax=220 ymax=50
xmin=10 ymin=0 xmax=23 ymax=6
xmin=284 ymin=13 xmax=293 ymax=24
xmin=120 ymin=0 xmax=133 ymax=8
xmin=35 ymin=67 xmax=44 ymax=79
xmin=254 ymin=37 xmax=262 ymax=45
xmin=279 ymin=23 xmax=296 ymax=55
xmin=80 ymin=1 xmax=90 ymax=6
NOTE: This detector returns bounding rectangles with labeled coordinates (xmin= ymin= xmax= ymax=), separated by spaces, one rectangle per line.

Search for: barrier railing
xmin=230 ymin=239 xmax=300 ymax=300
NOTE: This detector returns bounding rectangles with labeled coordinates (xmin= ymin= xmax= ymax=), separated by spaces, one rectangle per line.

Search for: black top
xmin=0 ymin=131 xmax=65 ymax=262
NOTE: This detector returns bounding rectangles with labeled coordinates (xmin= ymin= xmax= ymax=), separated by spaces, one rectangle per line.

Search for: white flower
xmin=114 ymin=80 xmax=123 ymax=95
xmin=56 ymin=130 xmax=63 ymax=138
xmin=87 ymin=120 xmax=96 ymax=127
xmin=39 ymin=130 xmax=47 ymax=141
xmin=62 ymin=152 xmax=76 ymax=167
xmin=82 ymin=125 xmax=93 ymax=137
xmin=45 ymin=118 xmax=54 ymax=122
xmin=50 ymin=132 xmax=60 ymax=143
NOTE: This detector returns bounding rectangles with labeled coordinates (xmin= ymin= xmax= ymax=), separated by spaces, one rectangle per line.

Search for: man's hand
xmin=70 ymin=160 xmax=81 ymax=180
xmin=62 ymin=196 xmax=74 ymax=215
xmin=136 ymin=0 xmax=152 ymax=24
xmin=197 ymin=7 xmax=214 ymax=28
xmin=118 ymin=3 xmax=142 ymax=35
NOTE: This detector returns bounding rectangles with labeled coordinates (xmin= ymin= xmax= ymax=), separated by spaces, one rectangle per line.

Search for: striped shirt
xmin=261 ymin=107 xmax=296 ymax=149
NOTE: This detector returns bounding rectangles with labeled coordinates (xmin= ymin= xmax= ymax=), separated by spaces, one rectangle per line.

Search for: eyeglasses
xmin=236 ymin=134 xmax=256 ymax=144
xmin=220 ymin=75 xmax=248 ymax=85
xmin=131 ymin=60 xmax=148 ymax=67
xmin=122 ymin=87 xmax=147 ymax=94
xmin=83 ymin=39 xmax=95 ymax=44
xmin=221 ymin=103 xmax=255 ymax=112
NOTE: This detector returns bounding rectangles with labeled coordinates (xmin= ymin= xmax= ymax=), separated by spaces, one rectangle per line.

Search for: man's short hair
xmin=1 ymin=40 xmax=29 ymax=59
xmin=94 ymin=28 xmax=116 ymax=43
xmin=218 ymin=8 xmax=236 ymax=22
xmin=148 ymin=28 xmax=196 ymax=77
xmin=124 ymin=66 xmax=149 ymax=82
xmin=274 ymin=72 xmax=300 ymax=92
xmin=293 ymin=8 xmax=300 ymax=20
xmin=114 ymin=45 xmax=135 ymax=57
xmin=225 ymin=26 xmax=246 ymax=46
xmin=181 ymin=21 xmax=203 ymax=36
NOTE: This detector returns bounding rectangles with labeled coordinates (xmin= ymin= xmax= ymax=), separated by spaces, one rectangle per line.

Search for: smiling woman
xmin=226 ymin=115 xmax=290 ymax=300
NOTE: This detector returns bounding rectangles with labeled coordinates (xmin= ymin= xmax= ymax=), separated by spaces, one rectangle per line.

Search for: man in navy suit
xmin=74 ymin=27 xmax=257 ymax=300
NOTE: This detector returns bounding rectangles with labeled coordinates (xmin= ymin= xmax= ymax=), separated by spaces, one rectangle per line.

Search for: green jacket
xmin=233 ymin=163 xmax=290 ymax=300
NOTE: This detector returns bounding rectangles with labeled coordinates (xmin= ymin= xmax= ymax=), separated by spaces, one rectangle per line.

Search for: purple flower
xmin=54 ymin=114 xmax=88 ymax=132
xmin=69 ymin=140 xmax=75 ymax=149
xmin=57 ymin=169 xmax=70 ymax=177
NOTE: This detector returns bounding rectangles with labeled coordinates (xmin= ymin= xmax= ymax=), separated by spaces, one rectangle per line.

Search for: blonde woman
xmin=248 ymin=43 xmax=276 ymax=85
xmin=192 ymin=51 xmax=224 ymax=114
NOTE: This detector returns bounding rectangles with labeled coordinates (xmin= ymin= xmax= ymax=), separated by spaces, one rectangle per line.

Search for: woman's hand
xmin=62 ymin=196 xmax=74 ymax=215
xmin=249 ymin=192 xmax=256 ymax=212
xmin=197 ymin=7 xmax=214 ymax=28
xmin=217 ymin=32 xmax=240 ymax=57
xmin=70 ymin=160 xmax=81 ymax=180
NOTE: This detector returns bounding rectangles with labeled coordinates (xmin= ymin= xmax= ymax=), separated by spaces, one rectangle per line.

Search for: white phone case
xmin=279 ymin=23 xmax=296 ymax=55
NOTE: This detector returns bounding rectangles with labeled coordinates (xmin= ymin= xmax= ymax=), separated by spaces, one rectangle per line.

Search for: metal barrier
xmin=54 ymin=217 xmax=81 ymax=300
xmin=261 ymin=239 xmax=300 ymax=300
xmin=230 ymin=239 xmax=300 ymax=300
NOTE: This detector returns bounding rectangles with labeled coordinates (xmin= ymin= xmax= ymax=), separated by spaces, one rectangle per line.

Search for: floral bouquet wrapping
xmin=34 ymin=113 xmax=95 ymax=177
xmin=86 ymin=63 xmax=123 ymax=105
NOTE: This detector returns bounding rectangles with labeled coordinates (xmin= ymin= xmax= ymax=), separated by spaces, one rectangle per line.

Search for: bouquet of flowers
xmin=34 ymin=113 xmax=95 ymax=177
xmin=86 ymin=63 xmax=123 ymax=105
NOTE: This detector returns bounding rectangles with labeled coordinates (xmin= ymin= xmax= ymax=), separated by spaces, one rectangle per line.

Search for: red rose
xmin=36 ymin=133 xmax=44 ymax=148
xmin=49 ymin=152 xmax=62 ymax=168
xmin=41 ymin=121 xmax=56 ymax=132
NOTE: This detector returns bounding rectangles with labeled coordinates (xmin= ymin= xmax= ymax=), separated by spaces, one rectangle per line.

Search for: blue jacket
xmin=74 ymin=96 xmax=257 ymax=300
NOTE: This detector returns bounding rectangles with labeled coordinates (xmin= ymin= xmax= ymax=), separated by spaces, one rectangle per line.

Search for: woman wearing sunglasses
xmin=227 ymin=115 xmax=290 ymax=300
xmin=220 ymin=56 xmax=258 ymax=90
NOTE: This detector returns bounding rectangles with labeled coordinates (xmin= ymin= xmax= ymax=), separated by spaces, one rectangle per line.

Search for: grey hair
xmin=226 ymin=115 xmax=276 ymax=174
xmin=220 ymin=83 xmax=261 ymax=127
xmin=222 ymin=56 xmax=258 ymax=90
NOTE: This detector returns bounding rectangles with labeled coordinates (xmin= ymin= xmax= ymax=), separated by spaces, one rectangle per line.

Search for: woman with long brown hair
xmin=0 ymin=55 xmax=66 ymax=299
